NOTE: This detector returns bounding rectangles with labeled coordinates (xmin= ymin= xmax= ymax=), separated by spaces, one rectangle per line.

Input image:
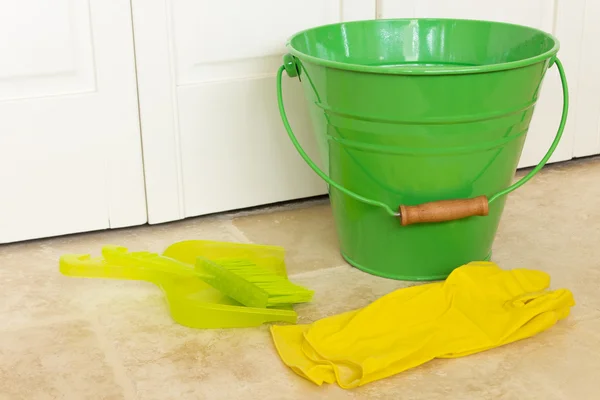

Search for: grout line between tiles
xmin=89 ymin=315 xmax=138 ymax=400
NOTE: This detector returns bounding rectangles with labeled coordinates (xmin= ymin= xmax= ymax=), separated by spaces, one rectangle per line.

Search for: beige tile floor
xmin=1 ymin=157 xmax=600 ymax=399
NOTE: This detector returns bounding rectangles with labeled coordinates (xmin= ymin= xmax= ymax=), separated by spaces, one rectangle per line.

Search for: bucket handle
xmin=277 ymin=56 xmax=569 ymax=226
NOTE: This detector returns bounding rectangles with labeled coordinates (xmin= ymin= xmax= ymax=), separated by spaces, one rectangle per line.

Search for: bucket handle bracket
xmin=277 ymin=55 xmax=569 ymax=226
xmin=283 ymin=54 xmax=300 ymax=78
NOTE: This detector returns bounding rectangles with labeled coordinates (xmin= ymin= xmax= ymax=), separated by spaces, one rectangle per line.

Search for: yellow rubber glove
xmin=270 ymin=262 xmax=575 ymax=389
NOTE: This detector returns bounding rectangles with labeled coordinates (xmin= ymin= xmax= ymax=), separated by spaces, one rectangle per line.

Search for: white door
xmin=0 ymin=0 xmax=146 ymax=243
xmin=573 ymin=0 xmax=600 ymax=157
xmin=377 ymin=0 xmax=584 ymax=168
xmin=133 ymin=0 xmax=377 ymax=224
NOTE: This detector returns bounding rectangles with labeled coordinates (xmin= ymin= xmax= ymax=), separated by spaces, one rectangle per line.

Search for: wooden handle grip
xmin=399 ymin=196 xmax=489 ymax=226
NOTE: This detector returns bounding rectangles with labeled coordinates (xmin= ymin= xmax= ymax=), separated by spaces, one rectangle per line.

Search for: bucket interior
xmin=288 ymin=19 xmax=557 ymax=71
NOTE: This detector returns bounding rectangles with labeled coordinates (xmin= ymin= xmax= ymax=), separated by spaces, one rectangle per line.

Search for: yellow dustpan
xmin=60 ymin=240 xmax=298 ymax=328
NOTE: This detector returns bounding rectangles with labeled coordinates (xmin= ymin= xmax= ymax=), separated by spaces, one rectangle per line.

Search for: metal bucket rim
xmin=286 ymin=18 xmax=560 ymax=76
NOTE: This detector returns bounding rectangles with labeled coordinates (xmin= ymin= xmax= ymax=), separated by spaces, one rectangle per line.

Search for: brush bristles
xmin=215 ymin=259 xmax=314 ymax=307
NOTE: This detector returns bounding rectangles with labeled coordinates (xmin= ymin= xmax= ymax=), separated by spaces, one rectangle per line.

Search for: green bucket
xmin=277 ymin=18 xmax=568 ymax=281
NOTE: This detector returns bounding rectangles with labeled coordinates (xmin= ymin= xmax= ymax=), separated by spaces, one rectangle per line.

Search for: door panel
xmin=379 ymin=0 xmax=554 ymax=31
xmin=573 ymin=0 xmax=600 ymax=157
xmin=0 ymin=0 xmax=146 ymax=243
xmin=172 ymin=0 xmax=341 ymax=83
xmin=0 ymin=0 xmax=95 ymax=101
xmin=136 ymin=0 xmax=376 ymax=223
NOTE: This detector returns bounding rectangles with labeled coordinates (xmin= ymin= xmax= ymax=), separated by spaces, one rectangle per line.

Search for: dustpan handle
xmin=277 ymin=56 xmax=568 ymax=225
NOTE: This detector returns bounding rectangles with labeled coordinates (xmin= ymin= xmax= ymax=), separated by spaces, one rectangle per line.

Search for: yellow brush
xmin=102 ymin=246 xmax=313 ymax=308
xmin=197 ymin=257 xmax=314 ymax=308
